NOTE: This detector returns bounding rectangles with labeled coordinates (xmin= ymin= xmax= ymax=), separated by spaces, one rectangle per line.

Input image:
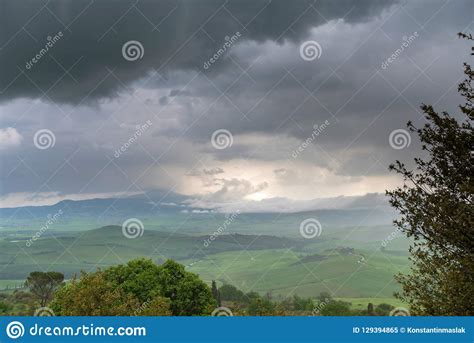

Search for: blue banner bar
xmin=0 ymin=317 xmax=472 ymax=342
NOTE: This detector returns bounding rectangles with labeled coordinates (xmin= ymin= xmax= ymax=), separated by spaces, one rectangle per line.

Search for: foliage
xmin=387 ymin=33 xmax=474 ymax=315
xmin=0 ymin=301 xmax=12 ymax=314
xmin=51 ymin=259 xmax=214 ymax=316
xmin=7 ymin=259 xmax=407 ymax=316
xmin=7 ymin=270 xmax=404 ymax=316
xmin=247 ymin=296 xmax=276 ymax=316
xmin=25 ymin=271 xmax=64 ymax=307
xmin=154 ymin=260 xmax=215 ymax=315
xmin=219 ymin=285 xmax=317 ymax=315
xmin=50 ymin=271 xmax=143 ymax=316
xmin=292 ymin=295 xmax=314 ymax=311
xmin=219 ymin=284 xmax=247 ymax=302
xmin=170 ymin=272 xmax=215 ymax=315
xmin=8 ymin=290 xmax=37 ymax=315
xmin=137 ymin=297 xmax=172 ymax=316
xmin=316 ymin=292 xmax=332 ymax=304
xmin=211 ymin=280 xmax=221 ymax=306
xmin=319 ymin=300 xmax=354 ymax=316
xmin=245 ymin=291 xmax=261 ymax=301
xmin=374 ymin=303 xmax=394 ymax=316
xmin=367 ymin=303 xmax=374 ymax=316
xmin=104 ymin=258 xmax=162 ymax=303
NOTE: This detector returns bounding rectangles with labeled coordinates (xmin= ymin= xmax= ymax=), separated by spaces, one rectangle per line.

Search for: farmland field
xmin=0 ymin=218 xmax=410 ymax=303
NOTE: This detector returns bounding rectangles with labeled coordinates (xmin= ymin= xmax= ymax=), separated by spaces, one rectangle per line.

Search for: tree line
xmin=1 ymin=259 xmax=399 ymax=316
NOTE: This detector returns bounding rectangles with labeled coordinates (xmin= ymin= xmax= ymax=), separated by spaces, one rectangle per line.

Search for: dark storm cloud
xmin=0 ymin=0 xmax=472 ymax=208
xmin=0 ymin=0 xmax=397 ymax=104
xmin=168 ymin=0 xmax=472 ymax=160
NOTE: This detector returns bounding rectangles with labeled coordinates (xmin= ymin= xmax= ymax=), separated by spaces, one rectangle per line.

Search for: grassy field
xmin=0 ymin=280 xmax=24 ymax=290
xmin=185 ymin=247 xmax=409 ymax=299
xmin=0 ymin=226 xmax=307 ymax=278
xmin=0 ymin=221 xmax=410 ymax=302
xmin=334 ymin=297 xmax=407 ymax=310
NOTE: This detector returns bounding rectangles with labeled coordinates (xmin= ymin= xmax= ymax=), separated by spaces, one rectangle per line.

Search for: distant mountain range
xmin=0 ymin=191 xmax=396 ymax=234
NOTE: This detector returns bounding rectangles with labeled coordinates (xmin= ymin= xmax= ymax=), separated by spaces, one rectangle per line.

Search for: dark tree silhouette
xmin=25 ymin=271 xmax=64 ymax=307
xmin=211 ymin=280 xmax=221 ymax=306
xmin=367 ymin=303 xmax=374 ymax=316
xmin=387 ymin=33 xmax=473 ymax=315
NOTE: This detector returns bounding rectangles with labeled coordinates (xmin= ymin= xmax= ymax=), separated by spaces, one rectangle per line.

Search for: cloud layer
xmin=0 ymin=0 xmax=472 ymax=210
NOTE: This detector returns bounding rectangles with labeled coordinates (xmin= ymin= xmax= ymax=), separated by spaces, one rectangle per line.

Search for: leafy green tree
xmin=367 ymin=303 xmax=374 ymax=316
xmin=25 ymin=271 xmax=64 ymax=307
xmin=0 ymin=301 xmax=12 ymax=314
xmin=320 ymin=300 xmax=353 ymax=316
xmin=316 ymin=291 xmax=332 ymax=304
xmin=105 ymin=259 xmax=215 ymax=316
xmin=375 ymin=303 xmax=394 ymax=316
xmin=245 ymin=291 xmax=261 ymax=301
xmin=104 ymin=258 xmax=162 ymax=303
xmin=387 ymin=33 xmax=474 ymax=315
xmin=211 ymin=280 xmax=221 ymax=306
xmin=173 ymin=273 xmax=215 ymax=315
xmin=155 ymin=260 xmax=215 ymax=315
xmin=217 ymin=290 xmax=222 ymax=307
xmin=51 ymin=259 xmax=214 ymax=316
xmin=292 ymin=295 xmax=314 ymax=311
xmin=9 ymin=290 xmax=37 ymax=315
xmin=279 ymin=297 xmax=293 ymax=311
xmin=138 ymin=297 xmax=172 ymax=316
xmin=50 ymin=271 xmax=144 ymax=316
xmin=247 ymin=296 xmax=276 ymax=316
xmin=219 ymin=284 xmax=247 ymax=302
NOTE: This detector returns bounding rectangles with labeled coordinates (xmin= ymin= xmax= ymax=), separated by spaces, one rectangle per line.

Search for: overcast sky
xmin=0 ymin=0 xmax=472 ymax=210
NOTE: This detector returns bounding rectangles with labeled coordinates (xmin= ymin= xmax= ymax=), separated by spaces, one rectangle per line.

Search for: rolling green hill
xmin=185 ymin=248 xmax=409 ymax=298
xmin=0 ymin=224 xmax=410 ymax=300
